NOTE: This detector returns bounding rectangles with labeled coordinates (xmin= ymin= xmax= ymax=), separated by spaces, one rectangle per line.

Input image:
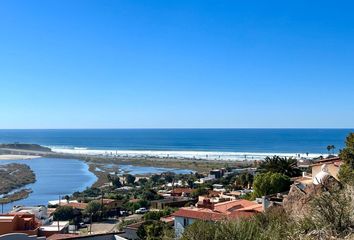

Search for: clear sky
xmin=0 ymin=1 xmax=353 ymax=128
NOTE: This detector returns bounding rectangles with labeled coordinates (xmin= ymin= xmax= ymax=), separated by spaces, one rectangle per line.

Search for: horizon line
xmin=0 ymin=127 xmax=353 ymax=130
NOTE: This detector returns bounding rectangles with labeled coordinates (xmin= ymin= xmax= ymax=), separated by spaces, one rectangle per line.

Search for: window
xmin=183 ymin=218 xmax=189 ymax=227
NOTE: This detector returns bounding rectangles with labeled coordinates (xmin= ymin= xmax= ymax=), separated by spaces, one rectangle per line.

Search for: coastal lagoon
xmin=0 ymin=157 xmax=193 ymax=213
xmin=0 ymin=157 xmax=97 ymax=213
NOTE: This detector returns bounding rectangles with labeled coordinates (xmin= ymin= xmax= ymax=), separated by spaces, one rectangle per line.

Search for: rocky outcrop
xmin=283 ymin=176 xmax=341 ymax=220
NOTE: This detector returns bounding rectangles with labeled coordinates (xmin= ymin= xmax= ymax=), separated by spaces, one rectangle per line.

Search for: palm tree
xmin=327 ymin=145 xmax=332 ymax=154
xmin=326 ymin=145 xmax=336 ymax=155
xmin=258 ymin=155 xmax=301 ymax=177
xmin=331 ymin=145 xmax=336 ymax=155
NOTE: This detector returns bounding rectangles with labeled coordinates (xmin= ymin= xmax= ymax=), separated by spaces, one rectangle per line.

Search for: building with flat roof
xmin=11 ymin=206 xmax=50 ymax=225
xmin=150 ymin=197 xmax=195 ymax=210
xmin=39 ymin=221 xmax=69 ymax=238
xmin=0 ymin=213 xmax=40 ymax=236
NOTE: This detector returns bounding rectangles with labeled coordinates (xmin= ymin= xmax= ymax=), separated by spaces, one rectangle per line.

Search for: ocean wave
xmin=51 ymin=147 xmax=325 ymax=161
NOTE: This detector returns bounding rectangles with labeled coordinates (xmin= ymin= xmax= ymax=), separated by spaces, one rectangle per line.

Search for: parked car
xmin=120 ymin=210 xmax=129 ymax=216
xmin=135 ymin=207 xmax=148 ymax=214
xmin=78 ymin=222 xmax=87 ymax=228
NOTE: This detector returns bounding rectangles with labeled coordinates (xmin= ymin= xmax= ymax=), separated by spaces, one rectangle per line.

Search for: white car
xmin=135 ymin=207 xmax=148 ymax=214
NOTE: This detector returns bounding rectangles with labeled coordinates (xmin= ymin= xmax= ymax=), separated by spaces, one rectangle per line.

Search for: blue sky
xmin=0 ymin=1 xmax=353 ymax=128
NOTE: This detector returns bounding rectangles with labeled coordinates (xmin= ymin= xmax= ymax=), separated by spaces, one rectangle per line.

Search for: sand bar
xmin=0 ymin=154 xmax=42 ymax=160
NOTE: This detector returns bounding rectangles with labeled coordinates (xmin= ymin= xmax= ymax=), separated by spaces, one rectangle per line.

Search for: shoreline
xmin=0 ymin=149 xmax=249 ymax=188
xmin=51 ymin=147 xmax=325 ymax=161
xmin=0 ymin=155 xmax=42 ymax=160
xmin=0 ymin=189 xmax=33 ymax=205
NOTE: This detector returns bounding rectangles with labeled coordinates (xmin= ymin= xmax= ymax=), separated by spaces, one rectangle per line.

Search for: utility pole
xmin=100 ymin=190 xmax=104 ymax=220
xmin=58 ymin=195 xmax=61 ymax=232
xmin=89 ymin=213 xmax=93 ymax=234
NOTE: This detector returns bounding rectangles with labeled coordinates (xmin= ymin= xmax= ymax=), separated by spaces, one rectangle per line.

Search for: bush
xmin=143 ymin=208 xmax=173 ymax=221
xmin=53 ymin=206 xmax=75 ymax=221
xmin=252 ymin=172 xmax=291 ymax=198
xmin=338 ymin=133 xmax=354 ymax=186
xmin=309 ymin=188 xmax=354 ymax=237
xmin=84 ymin=200 xmax=106 ymax=221
xmin=137 ymin=220 xmax=172 ymax=240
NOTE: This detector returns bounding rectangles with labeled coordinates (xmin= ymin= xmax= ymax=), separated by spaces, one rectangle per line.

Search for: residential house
xmin=39 ymin=221 xmax=69 ymax=238
xmin=0 ymin=213 xmax=41 ymax=236
xmin=311 ymin=157 xmax=342 ymax=184
xmin=10 ymin=206 xmax=50 ymax=225
xmin=172 ymin=199 xmax=263 ymax=237
xmin=150 ymin=197 xmax=195 ymax=210
xmin=101 ymin=199 xmax=124 ymax=216
xmin=171 ymin=188 xmax=196 ymax=197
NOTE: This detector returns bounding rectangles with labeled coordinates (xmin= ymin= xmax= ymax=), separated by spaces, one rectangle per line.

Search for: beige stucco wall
xmin=312 ymin=164 xmax=340 ymax=180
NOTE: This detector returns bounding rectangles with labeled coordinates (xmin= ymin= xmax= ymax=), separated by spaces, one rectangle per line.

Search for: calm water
xmin=0 ymin=157 xmax=96 ymax=213
xmin=0 ymin=129 xmax=352 ymax=154
xmin=0 ymin=157 xmax=193 ymax=213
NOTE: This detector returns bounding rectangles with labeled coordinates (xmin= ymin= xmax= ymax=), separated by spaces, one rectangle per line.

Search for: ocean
xmin=0 ymin=129 xmax=352 ymax=160
xmin=0 ymin=128 xmax=352 ymax=212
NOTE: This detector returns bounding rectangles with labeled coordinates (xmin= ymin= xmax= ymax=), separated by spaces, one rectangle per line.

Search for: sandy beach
xmin=0 ymin=155 xmax=42 ymax=160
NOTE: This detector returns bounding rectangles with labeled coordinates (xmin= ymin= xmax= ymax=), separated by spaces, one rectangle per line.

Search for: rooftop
xmin=311 ymin=157 xmax=342 ymax=167
xmin=172 ymin=188 xmax=195 ymax=194
xmin=40 ymin=221 xmax=69 ymax=232
xmin=151 ymin=197 xmax=192 ymax=204
xmin=173 ymin=199 xmax=262 ymax=221
xmin=61 ymin=202 xmax=88 ymax=210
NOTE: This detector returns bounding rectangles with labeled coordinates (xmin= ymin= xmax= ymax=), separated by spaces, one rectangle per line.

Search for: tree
xmin=331 ymin=145 xmax=336 ymax=154
xmin=84 ymin=201 xmax=104 ymax=221
xmin=151 ymin=174 xmax=161 ymax=183
xmin=124 ymin=174 xmax=136 ymax=185
xmin=338 ymin=133 xmax=354 ymax=185
xmin=137 ymin=178 xmax=148 ymax=186
xmin=137 ymin=220 xmax=170 ymax=240
xmin=191 ymin=186 xmax=209 ymax=198
xmin=64 ymin=195 xmax=70 ymax=202
xmin=162 ymin=172 xmax=175 ymax=183
xmin=181 ymin=221 xmax=217 ymax=240
xmin=234 ymin=172 xmax=254 ymax=189
xmin=327 ymin=145 xmax=336 ymax=155
xmin=143 ymin=208 xmax=173 ymax=221
xmin=53 ymin=206 xmax=75 ymax=221
xmin=107 ymin=174 xmax=122 ymax=188
xmin=258 ymin=156 xmax=301 ymax=177
xmin=253 ymin=172 xmax=291 ymax=198
xmin=327 ymin=145 xmax=332 ymax=154
xmin=142 ymin=189 xmax=161 ymax=201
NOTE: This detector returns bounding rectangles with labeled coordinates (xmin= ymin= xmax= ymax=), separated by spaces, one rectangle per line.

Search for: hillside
xmin=0 ymin=143 xmax=51 ymax=152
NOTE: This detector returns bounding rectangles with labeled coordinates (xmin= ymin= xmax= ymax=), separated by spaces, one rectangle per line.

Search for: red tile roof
xmin=213 ymin=199 xmax=258 ymax=213
xmin=173 ymin=208 xmax=225 ymax=221
xmin=172 ymin=188 xmax=195 ymax=194
xmin=172 ymin=199 xmax=262 ymax=221
xmin=311 ymin=157 xmax=342 ymax=167
xmin=64 ymin=202 xmax=88 ymax=210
